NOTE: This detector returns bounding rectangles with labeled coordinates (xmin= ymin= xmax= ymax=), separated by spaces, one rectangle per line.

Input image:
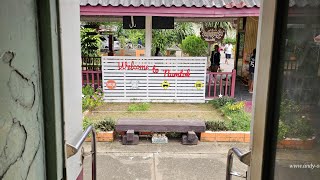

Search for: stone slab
xmin=116 ymin=119 xmax=205 ymax=133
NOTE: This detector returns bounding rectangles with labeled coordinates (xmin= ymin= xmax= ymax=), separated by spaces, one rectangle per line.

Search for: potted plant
xmin=84 ymin=118 xmax=116 ymax=142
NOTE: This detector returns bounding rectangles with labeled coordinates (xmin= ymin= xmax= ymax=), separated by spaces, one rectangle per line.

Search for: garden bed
xmin=277 ymin=137 xmax=316 ymax=150
xmin=86 ymin=102 xmax=225 ymax=122
xmin=83 ymin=97 xmax=254 ymax=143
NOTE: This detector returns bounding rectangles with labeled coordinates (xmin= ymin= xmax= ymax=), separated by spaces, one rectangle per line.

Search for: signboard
xmin=123 ymin=16 xmax=174 ymax=29
xmin=102 ymin=57 xmax=207 ymax=103
xmin=200 ymin=27 xmax=226 ymax=42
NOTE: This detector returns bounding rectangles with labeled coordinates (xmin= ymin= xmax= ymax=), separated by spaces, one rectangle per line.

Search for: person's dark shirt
xmin=211 ymin=51 xmax=220 ymax=66
xmin=249 ymin=55 xmax=255 ymax=73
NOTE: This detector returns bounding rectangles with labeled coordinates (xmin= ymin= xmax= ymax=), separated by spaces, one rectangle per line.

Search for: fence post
xmin=230 ymin=69 xmax=236 ymax=98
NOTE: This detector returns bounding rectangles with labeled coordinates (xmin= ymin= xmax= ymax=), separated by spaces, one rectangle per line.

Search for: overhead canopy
xmin=80 ymin=0 xmax=320 ymax=18
xmin=80 ymin=0 xmax=261 ymax=8
xmin=80 ymin=0 xmax=261 ymax=17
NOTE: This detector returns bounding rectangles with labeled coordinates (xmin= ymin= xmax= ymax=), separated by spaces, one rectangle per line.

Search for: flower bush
xmin=82 ymin=85 xmax=104 ymax=112
xmin=209 ymin=98 xmax=251 ymax=131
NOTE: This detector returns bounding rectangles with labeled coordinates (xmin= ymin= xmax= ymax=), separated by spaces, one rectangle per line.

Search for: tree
xmin=203 ymin=22 xmax=234 ymax=35
xmin=171 ymin=22 xmax=195 ymax=45
xmin=80 ymin=27 xmax=101 ymax=57
xmin=181 ymin=35 xmax=208 ymax=57
xmin=152 ymin=22 xmax=195 ymax=54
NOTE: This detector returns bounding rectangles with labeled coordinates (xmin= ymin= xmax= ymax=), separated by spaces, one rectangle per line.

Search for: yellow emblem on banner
xmin=194 ymin=81 xmax=204 ymax=90
xmin=161 ymin=81 xmax=170 ymax=90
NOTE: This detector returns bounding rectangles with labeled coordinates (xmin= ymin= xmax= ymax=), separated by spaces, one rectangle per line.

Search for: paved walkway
xmin=83 ymin=141 xmax=320 ymax=180
xmin=83 ymin=141 xmax=249 ymax=180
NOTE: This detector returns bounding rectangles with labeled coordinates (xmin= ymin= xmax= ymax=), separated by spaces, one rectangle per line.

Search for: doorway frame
xmin=249 ymin=0 xmax=290 ymax=179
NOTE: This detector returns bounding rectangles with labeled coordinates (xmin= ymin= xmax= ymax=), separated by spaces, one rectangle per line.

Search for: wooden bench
xmin=115 ymin=119 xmax=206 ymax=145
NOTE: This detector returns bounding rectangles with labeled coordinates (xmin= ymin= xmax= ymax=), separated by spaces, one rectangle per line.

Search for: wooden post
xmin=108 ymin=34 xmax=114 ymax=56
xmin=230 ymin=69 xmax=237 ymax=98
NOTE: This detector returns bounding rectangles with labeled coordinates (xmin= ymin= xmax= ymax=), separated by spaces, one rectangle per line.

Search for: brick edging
xmin=200 ymin=131 xmax=250 ymax=142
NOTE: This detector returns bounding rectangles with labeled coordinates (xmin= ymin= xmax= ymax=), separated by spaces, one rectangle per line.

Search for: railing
xmin=82 ymin=57 xmax=101 ymax=71
xmin=82 ymin=70 xmax=102 ymax=88
xmin=206 ymin=69 xmax=236 ymax=98
xmin=66 ymin=125 xmax=96 ymax=180
xmin=226 ymin=148 xmax=251 ymax=180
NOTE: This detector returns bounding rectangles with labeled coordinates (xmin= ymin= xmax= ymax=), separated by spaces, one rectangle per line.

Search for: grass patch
xmin=128 ymin=103 xmax=150 ymax=112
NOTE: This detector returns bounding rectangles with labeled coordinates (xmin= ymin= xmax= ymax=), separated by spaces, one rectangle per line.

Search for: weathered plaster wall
xmin=0 ymin=0 xmax=45 ymax=179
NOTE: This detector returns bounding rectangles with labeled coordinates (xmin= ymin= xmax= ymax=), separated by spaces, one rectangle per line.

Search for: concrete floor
xmin=83 ymin=140 xmax=249 ymax=180
xmin=83 ymin=140 xmax=320 ymax=180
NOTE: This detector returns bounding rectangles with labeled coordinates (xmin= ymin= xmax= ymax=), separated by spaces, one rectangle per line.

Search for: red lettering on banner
xmin=118 ymin=61 xmax=149 ymax=70
xmin=118 ymin=61 xmax=191 ymax=77
xmin=163 ymin=69 xmax=191 ymax=78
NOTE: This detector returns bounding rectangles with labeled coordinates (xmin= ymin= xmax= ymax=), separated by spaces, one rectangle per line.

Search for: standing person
xmin=248 ymin=49 xmax=256 ymax=93
xmin=137 ymin=38 xmax=142 ymax=48
xmin=210 ymin=45 xmax=221 ymax=72
xmin=155 ymin=47 xmax=162 ymax=56
xmin=224 ymin=43 xmax=233 ymax=64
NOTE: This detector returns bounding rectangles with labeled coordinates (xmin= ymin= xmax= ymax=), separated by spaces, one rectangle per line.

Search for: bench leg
xmin=122 ymin=130 xmax=139 ymax=145
xmin=182 ymin=131 xmax=199 ymax=145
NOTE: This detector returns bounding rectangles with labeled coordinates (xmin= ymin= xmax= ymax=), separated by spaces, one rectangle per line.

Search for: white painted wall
xmin=59 ymin=0 xmax=83 ymax=179
xmin=0 ymin=0 xmax=45 ymax=179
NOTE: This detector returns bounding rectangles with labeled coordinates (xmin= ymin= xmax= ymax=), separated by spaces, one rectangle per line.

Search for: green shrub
xmin=82 ymin=117 xmax=93 ymax=131
xmin=223 ymin=37 xmax=237 ymax=45
xmin=286 ymin=117 xmax=314 ymax=140
xmin=278 ymin=96 xmax=315 ymax=140
xmin=94 ymin=118 xmax=116 ymax=132
xmin=205 ymin=120 xmax=228 ymax=131
xmin=181 ymin=35 xmax=208 ymax=56
xmin=166 ymin=132 xmax=182 ymax=138
xmin=128 ymin=103 xmax=150 ymax=112
xmin=209 ymin=97 xmax=236 ymax=108
xmin=225 ymin=111 xmax=251 ymax=131
xmin=277 ymin=120 xmax=289 ymax=141
xmin=82 ymin=85 xmax=104 ymax=112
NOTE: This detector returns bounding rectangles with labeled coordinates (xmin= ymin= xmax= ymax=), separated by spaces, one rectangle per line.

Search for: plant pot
xmin=96 ymin=131 xmax=114 ymax=142
xmin=200 ymin=131 xmax=250 ymax=142
xmin=85 ymin=131 xmax=115 ymax=142
xmin=277 ymin=137 xmax=316 ymax=150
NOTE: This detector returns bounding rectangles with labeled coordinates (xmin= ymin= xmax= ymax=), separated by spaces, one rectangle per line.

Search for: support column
xmin=145 ymin=16 xmax=152 ymax=57
xmin=208 ymin=42 xmax=212 ymax=65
